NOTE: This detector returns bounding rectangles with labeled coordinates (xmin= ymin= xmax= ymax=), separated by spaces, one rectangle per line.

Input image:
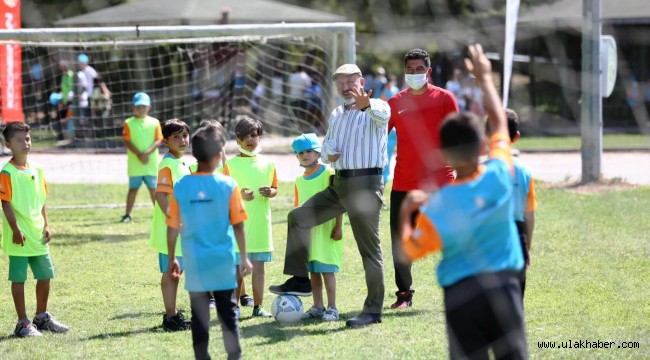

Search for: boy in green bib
xmin=150 ymin=119 xmax=194 ymax=331
xmin=0 ymin=122 xmax=69 ymax=337
xmin=291 ymin=134 xmax=344 ymax=321
xmin=120 ymin=92 xmax=163 ymax=223
xmin=223 ymin=116 xmax=277 ymax=318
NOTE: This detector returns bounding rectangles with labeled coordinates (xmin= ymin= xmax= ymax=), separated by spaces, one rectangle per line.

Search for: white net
xmin=4 ymin=24 xmax=354 ymax=151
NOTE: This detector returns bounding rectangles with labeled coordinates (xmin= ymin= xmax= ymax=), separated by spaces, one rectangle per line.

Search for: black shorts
xmin=443 ymin=271 xmax=527 ymax=360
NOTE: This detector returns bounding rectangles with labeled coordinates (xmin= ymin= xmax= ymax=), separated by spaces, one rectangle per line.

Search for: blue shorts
xmin=236 ymin=252 xmax=272 ymax=264
xmin=129 ymin=176 xmax=157 ymax=190
xmin=309 ymin=261 xmax=339 ymax=274
xmin=8 ymin=254 xmax=55 ymax=282
xmin=159 ymin=253 xmax=184 ymax=273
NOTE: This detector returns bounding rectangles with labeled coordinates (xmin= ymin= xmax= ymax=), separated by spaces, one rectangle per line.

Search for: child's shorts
xmin=129 ymin=176 xmax=157 ymax=190
xmin=309 ymin=261 xmax=339 ymax=274
xmin=8 ymin=254 xmax=55 ymax=282
xmin=159 ymin=253 xmax=184 ymax=273
xmin=235 ymin=252 xmax=272 ymax=265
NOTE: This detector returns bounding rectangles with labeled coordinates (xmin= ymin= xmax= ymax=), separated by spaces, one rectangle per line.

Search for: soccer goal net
xmin=0 ymin=23 xmax=355 ymax=151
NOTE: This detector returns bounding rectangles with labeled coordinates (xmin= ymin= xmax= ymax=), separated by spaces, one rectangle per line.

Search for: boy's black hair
xmin=440 ymin=112 xmax=484 ymax=162
xmin=3 ymin=122 xmax=31 ymax=142
xmin=505 ymin=108 xmax=519 ymax=142
xmin=198 ymin=119 xmax=225 ymax=131
xmin=162 ymin=119 xmax=190 ymax=139
xmin=404 ymin=48 xmax=431 ymax=68
xmin=234 ymin=115 xmax=263 ymax=140
xmin=192 ymin=125 xmax=226 ymax=163
xmin=485 ymin=108 xmax=519 ymax=142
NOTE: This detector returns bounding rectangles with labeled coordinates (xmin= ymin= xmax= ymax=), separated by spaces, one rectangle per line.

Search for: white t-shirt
xmin=287 ymin=71 xmax=311 ymax=100
xmin=79 ymin=66 xmax=98 ymax=108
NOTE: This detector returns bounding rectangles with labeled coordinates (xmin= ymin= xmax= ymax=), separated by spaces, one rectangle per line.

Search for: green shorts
xmin=8 ymin=254 xmax=55 ymax=282
xmin=235 ymin=251 xmax=272 ymax=265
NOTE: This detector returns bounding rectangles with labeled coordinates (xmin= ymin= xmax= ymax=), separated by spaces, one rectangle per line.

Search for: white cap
xmin=332 ymin=64 xmax=362 ymax=79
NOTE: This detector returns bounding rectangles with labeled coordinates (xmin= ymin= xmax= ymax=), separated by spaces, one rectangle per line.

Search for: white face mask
xmin=238 ymin=145 xmax=262 ymax=156
xmin=405 ymin=73 xmax=428 ymax=90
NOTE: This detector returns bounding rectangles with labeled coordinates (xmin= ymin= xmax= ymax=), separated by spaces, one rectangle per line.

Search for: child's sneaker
xmin=14 ymin=320 xmax=42 ymax=337
xmin=120 ymin=214 xmax=132 ymax=223
xmin=252 ymin=306 xmax=272 ymax=318
xmin=322 ymin=307 xmax=339 ymax=321
xmin=32 ymin=312 xmax=69 ymax=333
xmin=240 ymin=294 xmax=254 ymax=307
xmin=209 ymin=296 xmax=216 ymax=310
xmin=302 ymin=306 xmax=325 ymax=319
xmin=162 ymin=311 xmax=191 ymax=332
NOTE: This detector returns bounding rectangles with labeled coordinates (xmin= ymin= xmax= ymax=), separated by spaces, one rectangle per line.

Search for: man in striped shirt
xmin=270 ymin=64 xmax=390 ymax=328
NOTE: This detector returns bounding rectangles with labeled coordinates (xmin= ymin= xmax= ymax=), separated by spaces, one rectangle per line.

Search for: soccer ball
xmin=271 ymin=295 xmax=304 ymax=323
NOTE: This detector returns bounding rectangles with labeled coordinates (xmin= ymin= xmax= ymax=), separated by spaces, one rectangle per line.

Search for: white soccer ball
xmin=271 ymin=295 xmax=304 ymax=323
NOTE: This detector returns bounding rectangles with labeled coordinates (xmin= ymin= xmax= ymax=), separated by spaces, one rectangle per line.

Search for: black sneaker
xmin=120 ymin=214 xmax=132 ymax=223
xmin=268 ymin=276 xmax=312 ymax=296
xmin=345 ymin=312 xmax=382 ymax=328
xmin=240 ymin=294 xmax=254 ymax=307
xmin=162 ymin=311 xmax=191 ymax=331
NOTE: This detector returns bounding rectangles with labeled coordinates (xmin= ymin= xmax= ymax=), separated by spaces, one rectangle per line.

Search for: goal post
xmin=0 ymin=23 xmax=355 ymax=151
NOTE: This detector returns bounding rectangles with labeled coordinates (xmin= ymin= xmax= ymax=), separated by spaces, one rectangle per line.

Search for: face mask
xmin=238 ymin=145 xmax=262 ymax=156
xmin=300 ymin=159 xmax=320 ymax=169
xmin=405 ymin=73 xmax=428 ymax=90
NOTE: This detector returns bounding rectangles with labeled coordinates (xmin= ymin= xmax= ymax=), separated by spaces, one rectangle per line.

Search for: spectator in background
xmin=49 ymin=92 xmax=73 ymax=143
xmin=372 ymin=67 xmax=387 ymax=98
xmin=271 ymin=65 xmax=284 ymax=103
xmin=445 ymin=68 xmax=468 ymax=111
xmin=250 ymin=75 xmax=266 ymax=115
xmin=363 ymin=66 xmax=376 ymax=94
xmin=77 ymin=54 xmax=111 ymax=138
xmin=305 ymin=72 xmax=325 ymax=134
xmin=468 ymin=79 xmax=485 ymax=119
xmin=381 ymin=75 xmax=400 ymax=186
xmin=287 ymin=65 xmax=312 ymax=124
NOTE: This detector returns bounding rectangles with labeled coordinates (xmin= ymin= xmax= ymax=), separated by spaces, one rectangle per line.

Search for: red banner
xmin=0 ymin=0 xmax=23 ymax=123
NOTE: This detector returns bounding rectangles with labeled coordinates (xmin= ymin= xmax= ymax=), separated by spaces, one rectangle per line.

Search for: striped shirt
xmin=321 ymin=98 xmax=390 ymax=170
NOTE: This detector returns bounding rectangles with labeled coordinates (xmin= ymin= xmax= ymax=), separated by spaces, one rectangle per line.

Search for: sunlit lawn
xmin=0 ymin=182 xmax=647 ymax=359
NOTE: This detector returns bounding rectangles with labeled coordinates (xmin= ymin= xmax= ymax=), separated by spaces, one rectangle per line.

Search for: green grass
xmin=516 ymin=134 xmax=650 ymax=151
xmin=0 ymin=183 xmax=648 ymax=359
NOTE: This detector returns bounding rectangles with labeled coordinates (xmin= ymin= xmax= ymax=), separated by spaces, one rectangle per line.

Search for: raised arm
xmin=464 ymin=44 xmax=506 ymax=138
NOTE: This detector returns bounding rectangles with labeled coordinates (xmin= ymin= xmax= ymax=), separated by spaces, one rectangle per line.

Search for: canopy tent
xmin=54 ymin=0 xmax=345 ymax=26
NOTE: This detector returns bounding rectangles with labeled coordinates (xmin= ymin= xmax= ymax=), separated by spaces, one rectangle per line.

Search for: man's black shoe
xmin=268 ymin=276 xmax=312 ymax=296
xmin=345 ymin=312 xmax=382 ymax=328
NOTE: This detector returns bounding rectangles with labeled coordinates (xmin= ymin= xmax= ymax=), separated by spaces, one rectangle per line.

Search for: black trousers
xmin=189 ymin=289 xmax=241 ymax=360
xmin=389 ymin=190 xmax=418 ymax=292
xmin=444 ymin=272 xmax=528 ymax=360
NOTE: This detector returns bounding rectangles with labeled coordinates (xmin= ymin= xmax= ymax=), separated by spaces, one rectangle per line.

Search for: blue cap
xmin=291 ymin=133 xmax=321 ymax=154
xmin=78 ymin=54 xmax=89 ymax=64
xmin=133 ymin=92 xmax=151 ymax=106
xmin=49 ymin=92 xmax=62 ymax=106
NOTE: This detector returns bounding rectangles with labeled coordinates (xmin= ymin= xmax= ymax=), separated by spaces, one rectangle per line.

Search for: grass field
xmin=0 ymin=182 xmax=648 ymax=359
xmin=27 ymin=131 xmax=650 ymax=153
xmin=516 ymin=134 xmax=650 ymax=151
